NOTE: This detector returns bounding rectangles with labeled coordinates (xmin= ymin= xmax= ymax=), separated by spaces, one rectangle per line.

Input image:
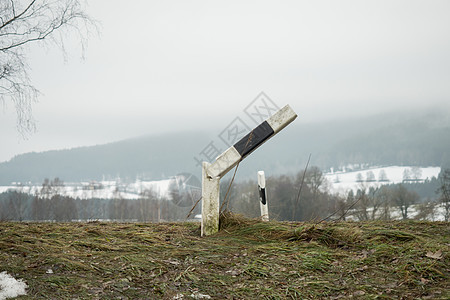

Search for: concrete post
xmin=201 ymin=162 xmax=220 ymax=236
xmin=258 ymin=171 xmax=269 ymax=221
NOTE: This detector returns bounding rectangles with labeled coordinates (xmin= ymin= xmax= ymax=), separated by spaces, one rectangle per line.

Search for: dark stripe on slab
xmin=233 ymin=121 xmax=274 ymax=158
xmin=259 ymin=187 xmax=267 ymax=205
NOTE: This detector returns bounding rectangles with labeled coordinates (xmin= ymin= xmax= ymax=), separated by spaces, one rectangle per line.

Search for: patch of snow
xmin=190 ymin=292 xmax=212 ymax=299
xmin=0 ymin=272 xmax=27 ymax=300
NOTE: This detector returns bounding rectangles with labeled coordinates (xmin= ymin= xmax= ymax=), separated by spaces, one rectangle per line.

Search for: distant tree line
xmin=221 ymin=167 xmax=450 ymax=222
xmin=335 ymin=169 xmax=449 ymax=221
xmin=1 ymin=169 xmax=449 ymax=222
xmin=0 ymin=178 xmax=194 ymax=222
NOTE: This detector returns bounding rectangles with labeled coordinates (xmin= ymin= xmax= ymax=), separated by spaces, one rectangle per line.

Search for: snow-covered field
xmin=0 ymin=178 xmax=174 ymax=200
xmin=324 ymin=166 xmax=441 ymax=195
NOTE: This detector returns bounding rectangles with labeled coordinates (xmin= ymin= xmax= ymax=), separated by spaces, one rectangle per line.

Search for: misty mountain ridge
xmin=1 ymin=110 xmax=449 ymax=185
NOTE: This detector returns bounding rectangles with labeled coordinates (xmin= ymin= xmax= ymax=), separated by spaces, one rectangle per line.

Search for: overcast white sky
xmin=1 ymin=0 xmax=450 ymax=162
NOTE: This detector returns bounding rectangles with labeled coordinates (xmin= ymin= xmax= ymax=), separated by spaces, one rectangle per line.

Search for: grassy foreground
xmin=0 ymin=216 xmax=448 ymax=299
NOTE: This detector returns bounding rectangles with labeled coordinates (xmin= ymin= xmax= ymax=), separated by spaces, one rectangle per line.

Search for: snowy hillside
xmin=324 ymin=166 xmax=441 ymax=195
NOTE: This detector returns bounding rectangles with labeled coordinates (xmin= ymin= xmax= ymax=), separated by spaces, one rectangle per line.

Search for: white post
xmin=258 ymin=171 xmax=269 ymax=221
xmin=201 ymin=162 xmax=220 ymax=236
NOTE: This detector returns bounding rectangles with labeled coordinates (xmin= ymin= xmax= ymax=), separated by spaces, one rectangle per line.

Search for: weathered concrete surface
xmin=201 ymin=162 xmax=220 ymax=236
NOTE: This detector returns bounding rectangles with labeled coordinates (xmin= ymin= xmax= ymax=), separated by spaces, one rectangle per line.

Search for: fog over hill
xmin=0 ymin=110 xmax=449 ymax=185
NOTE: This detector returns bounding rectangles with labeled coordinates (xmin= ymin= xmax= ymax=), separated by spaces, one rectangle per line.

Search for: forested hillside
xmin=0 ymin=111 xmax=449 ymax=184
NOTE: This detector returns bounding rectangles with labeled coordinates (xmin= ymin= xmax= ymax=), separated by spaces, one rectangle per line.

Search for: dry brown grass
xmin=0 ymin=216 xmax=448 ymax=299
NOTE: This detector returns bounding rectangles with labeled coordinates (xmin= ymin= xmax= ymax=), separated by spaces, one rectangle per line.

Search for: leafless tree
xmin=356 ymin=173 xmax=363 ymax=182
xmin=52 ymin=195 xmax=77 ymax=221
xmin=366 ymin=171 xmax=376 ymax=182
xmin=40 ymin=177 xmax=64 ymax=198
xmin=109 ymin=184 xmax=132 ymax=221
xmin=334 ymin=196 xmax=347 ymax=220
xmin=368 ymin=187 xmax=384 ymax=220
xmin=402 ymin=169 xmax=412 ymax=181
xmin=0 ymin=0 xmax=96 ymax=134
xmin=138 ymin=188 xmax=157 ymax=222
xmin=355 ymin=187 xmax=369 ymax=221
xmin=378 ymin=169 xmax=389 ymax=182
xmin=229 ymin=178 xmax=259 ymax=219
xmin=437 ymin=168 xmax=450 ymax=221
xmin=411 ymin=167 xmax=422 ymax=180
xmin=31 ymin=193 xmax=47 ymax=220
xmin=0 ymin=199 xmax=7 ymax=220
xmin=392 ymin=184 xmax=419 ymax=219
xmin=414 ymin=200 xmax=436 ymax=221
xmin=3 ymin=184 xmax=24 ymax=220
xmin=7 ymin=184 xmax=31 ymax=221
xmin=377 ymin=186 xmax=391 ymax=220
xmin=305 ymin=166 xmax=327 ymax=200
xmin=31 ymin=177 xmax=66 ymax=220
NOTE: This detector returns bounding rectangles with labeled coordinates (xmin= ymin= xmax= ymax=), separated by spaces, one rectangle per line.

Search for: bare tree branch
xmin=0 ymin=0 xmax=97 ymax=135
